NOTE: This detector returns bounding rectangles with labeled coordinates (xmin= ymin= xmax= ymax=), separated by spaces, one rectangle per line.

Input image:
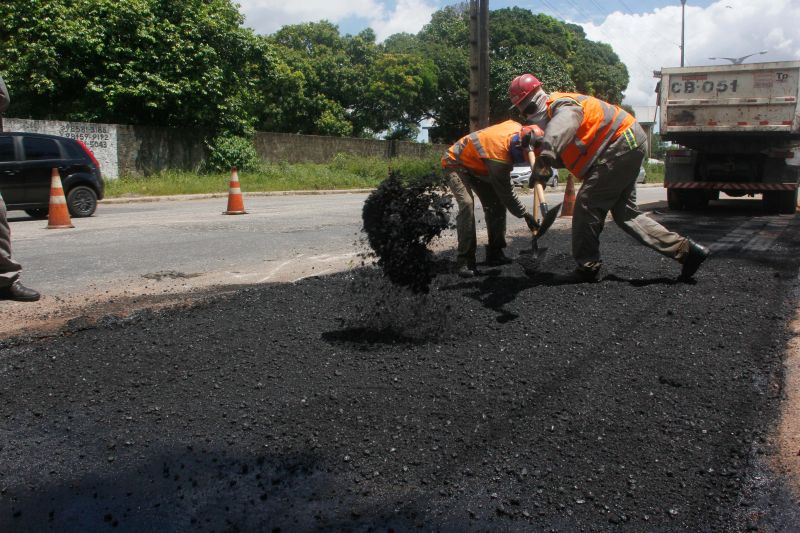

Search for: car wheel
xmin=24 ymin=208 xmax=49 ymax=219
xmin=67 ymin=185 xmax=98 ymax=217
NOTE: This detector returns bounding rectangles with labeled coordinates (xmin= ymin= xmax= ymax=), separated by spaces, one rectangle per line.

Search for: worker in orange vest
xmin=442 ymin=119 xmax=540 ymax=278
xmin=509 ymin=73 xmax=709 ymax=282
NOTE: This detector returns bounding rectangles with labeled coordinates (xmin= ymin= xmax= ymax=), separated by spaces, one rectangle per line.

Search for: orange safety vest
xmin=442 ymin=120 xmax=521 ymax=176
xmin=546 ymin=92 xmax=636 ymax=179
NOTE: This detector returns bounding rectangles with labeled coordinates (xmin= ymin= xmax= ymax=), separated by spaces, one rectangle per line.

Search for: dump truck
xmin=656 ymin=60 xmax=800 ymax=213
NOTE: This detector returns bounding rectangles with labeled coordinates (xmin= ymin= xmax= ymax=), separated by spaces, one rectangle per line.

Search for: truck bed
xmin=659 ymin=61 xmax=800 ymax=136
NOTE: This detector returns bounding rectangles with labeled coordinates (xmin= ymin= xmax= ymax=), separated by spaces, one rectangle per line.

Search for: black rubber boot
xmin=0 ymin=280 xmax=41 ymax=302
xmin=485 ymin=247 xmax=512 ymax=266
xmin=572 ymin=265 xmax=600 ymax=283
xmin=679 ymin=239 xmax=710 ymax=281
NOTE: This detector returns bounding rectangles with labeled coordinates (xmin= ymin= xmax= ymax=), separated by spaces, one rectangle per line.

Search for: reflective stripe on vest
xmin=442 ymin=120 xmax=521 ymax=174
xmin=548 ymin=92 xmax=636 ymax=179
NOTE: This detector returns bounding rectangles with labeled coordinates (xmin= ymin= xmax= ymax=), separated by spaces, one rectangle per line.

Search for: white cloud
xmin=237 ymin=0 xmax=437 ymax=41
xmin=580 ymin=0 xmax=800 ymax=106
xmin=238 ymin=0 xmax=382 ymax=35
xmin=368 ymin=0 xmax=438 ymax=41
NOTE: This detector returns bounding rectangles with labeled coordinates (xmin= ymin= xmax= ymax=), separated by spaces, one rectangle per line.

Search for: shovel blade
xmin=537 ymin=202 xmax=562 ymax=239
xmin=518 ymin=244 xmax=548 ymax=275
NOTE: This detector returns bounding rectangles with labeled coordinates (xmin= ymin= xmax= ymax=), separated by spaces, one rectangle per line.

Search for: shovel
xmin=519 ymin=152 xmax=561 ymax=269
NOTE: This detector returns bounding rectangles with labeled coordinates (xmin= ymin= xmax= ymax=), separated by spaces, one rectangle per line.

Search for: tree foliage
xmin=0 ymin=0 xmax=281 ymax=135
xmin=397 ymin=6 xmax=629 ymax=143
xmin=0 ymin=0 xmax=629 ymax=143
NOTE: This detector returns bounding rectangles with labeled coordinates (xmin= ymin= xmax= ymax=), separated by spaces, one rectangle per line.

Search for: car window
xmin=64 ymin=140 xmax=85 ymax=159
xmin=0 ymin=136 xmax=14 ymax=162
xmin=23 ymin=137 xmax=60 ymax=160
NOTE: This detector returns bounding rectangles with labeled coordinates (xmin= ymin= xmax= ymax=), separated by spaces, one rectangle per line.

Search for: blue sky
xmin=238 ymin=0 xmax=800 ymax=105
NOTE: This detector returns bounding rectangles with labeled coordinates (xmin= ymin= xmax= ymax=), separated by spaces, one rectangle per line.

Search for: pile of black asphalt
xmin=2 ymin=206 xmax=800 ymax=531
xmin=362 ymin=171 xmax=453 ymax=294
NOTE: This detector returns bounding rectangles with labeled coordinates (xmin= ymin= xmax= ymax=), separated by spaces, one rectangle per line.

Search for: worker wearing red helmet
xmin=508 ymin=73 xmax=709 ymax=282
xmin=442 ymin=119 xmax=541 ymax=278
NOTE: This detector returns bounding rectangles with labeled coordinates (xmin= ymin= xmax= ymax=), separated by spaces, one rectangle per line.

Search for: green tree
xmin=358 ymin=53 xmax=437 ymax=136
xmin=271 ymin=22 xmax=437 ymax=138
xmin=412 ymin=5 xmax=472 ymax=142
xmin=385 ymin=5 xmax=630 ymax=142
xmin=491 ymin=47 xmax=574 ymax=122
xmin=566 ymin=24 xmax=629 ymax=104
xmin=0 ymin=0 xmax=286 ymax=135
xmin=490 ymin=8 xmax=574 ymax=59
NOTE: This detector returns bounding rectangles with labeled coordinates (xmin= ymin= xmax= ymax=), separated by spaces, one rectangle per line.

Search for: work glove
xmin=519 ymin=125 xmax=545 ymax=150
xmin=533 ymin=153 xmax=555 ymax=179
xmin=523 ymin=212 xmax=540 ymax=232
xmin=531 ymin=172 xmax=550 ymax=189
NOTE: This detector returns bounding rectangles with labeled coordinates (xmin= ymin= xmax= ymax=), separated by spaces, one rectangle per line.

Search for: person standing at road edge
xmin=509 ymin=73 xmax=709 ymax=282
xmin=442 ymin=119 xmax=541 ymax=278
xmin=0 ymin=74 xmax=40 ymax=301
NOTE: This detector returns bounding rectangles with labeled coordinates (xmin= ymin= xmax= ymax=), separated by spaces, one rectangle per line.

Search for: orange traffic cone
xmin=223 ymin=167 xmax=247 ymax=215
xmin=46 ymin=168 xmax=74 ymax=229
xmin=560 ymin=174 xmax=576 ymax=217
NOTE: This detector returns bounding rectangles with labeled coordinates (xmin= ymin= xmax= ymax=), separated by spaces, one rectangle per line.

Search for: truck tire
xmin=762 ymin=191 xmax=796 ymax=214
xmin=778 ymin=190 xmax=798 ymax=214
xmin=763 ymin=192 xmax=778 ymax=213
xmin=681 ymin=190 xmax=709 ymax=210
xmin=667 ymin=189 xmax=684 ymax=210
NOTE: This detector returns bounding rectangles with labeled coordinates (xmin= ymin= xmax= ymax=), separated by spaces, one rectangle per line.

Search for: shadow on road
xmin=2 ymin=446 xmax=426 ymax=532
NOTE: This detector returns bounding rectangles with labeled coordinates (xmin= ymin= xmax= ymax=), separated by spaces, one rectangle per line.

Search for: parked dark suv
xmin=0 ymin=132 xmax=104 ymax=218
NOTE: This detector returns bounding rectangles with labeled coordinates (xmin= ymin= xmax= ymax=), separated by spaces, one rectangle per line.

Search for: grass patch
xmin=643 ymin=160 xmax=665 ymax=184
xmin=104 ymin=153 xmax=660 ymax=199
xmin=105 ymin=154 xmax=442 ymax=198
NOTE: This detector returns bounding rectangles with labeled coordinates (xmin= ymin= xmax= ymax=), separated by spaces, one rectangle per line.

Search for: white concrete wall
xmin=4 ymin=118 xmax=119 ymax=178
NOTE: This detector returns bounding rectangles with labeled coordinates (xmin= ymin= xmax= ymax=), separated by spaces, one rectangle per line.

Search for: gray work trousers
xmin=0 ymin=196 xmax=21 ymax=288
xmin=445 ymin=168 xmax=507 ymax=267
xmin=573 ymin=144 xmax=689 ymax=269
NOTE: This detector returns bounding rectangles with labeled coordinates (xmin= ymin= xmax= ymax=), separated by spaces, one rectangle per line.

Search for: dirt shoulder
xmin=777 ymin=309 xmax=800 ymax=493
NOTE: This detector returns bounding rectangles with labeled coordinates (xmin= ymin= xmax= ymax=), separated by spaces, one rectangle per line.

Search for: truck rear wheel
xmin=763 ymin=190 xmax=797 ymax=214
xmin=681 ymin=190 xmax=709 ymax=210
xmin=667 ymin=189 xmax=684 ymax=210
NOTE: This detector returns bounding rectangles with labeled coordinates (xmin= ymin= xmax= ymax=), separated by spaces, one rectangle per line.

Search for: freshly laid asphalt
xmin=1 ymin=202 xmax=800 ymax=531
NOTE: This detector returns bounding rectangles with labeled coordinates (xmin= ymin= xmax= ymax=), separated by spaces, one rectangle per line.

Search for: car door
xmin=20 ymin=135 xmax=62 ymax=205
xmin=0 ymin=134 xmax=24 ymax=205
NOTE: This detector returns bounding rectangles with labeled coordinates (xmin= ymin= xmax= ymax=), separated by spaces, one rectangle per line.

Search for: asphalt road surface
xmin=2 ymin=192 xmax=799 ymax=531
xmin=6 ymin=187 xmax=666 ymax=298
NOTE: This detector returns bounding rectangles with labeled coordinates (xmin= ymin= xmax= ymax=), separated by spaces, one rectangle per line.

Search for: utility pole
xmin=469 ymin=0 xmax=489 ymax=132
xmin=680 ymin=0 xmax=686 ymax=66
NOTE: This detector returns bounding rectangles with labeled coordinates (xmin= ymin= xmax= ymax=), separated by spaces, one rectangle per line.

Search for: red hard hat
xmin=508 ymin=74 xmax=542 ymax=108
xmin=519 ymin=124 xmax=545 ymax=141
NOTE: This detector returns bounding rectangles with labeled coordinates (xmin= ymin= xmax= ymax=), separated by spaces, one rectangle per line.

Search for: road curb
xmin=100 ymin=184 xmax=667 ymax=205
xmin=100 ymin=189 xmax=377 ymax=205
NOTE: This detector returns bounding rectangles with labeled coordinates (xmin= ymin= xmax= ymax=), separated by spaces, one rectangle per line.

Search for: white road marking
xmin=258 ymin=256 xmax=305 ymax=282
xmin=709 ymin=217 xmax=792 ymax=253
xmin=291 ymin=269 xmax=334 ymax=283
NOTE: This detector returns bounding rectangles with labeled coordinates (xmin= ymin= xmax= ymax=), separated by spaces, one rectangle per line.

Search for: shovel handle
xmin=528 ymin=150 xmax=547 ymax=236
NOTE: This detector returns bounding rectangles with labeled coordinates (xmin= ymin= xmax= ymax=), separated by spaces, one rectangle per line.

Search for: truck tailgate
xmin=660 ymin=61 xmax=800 ymax=134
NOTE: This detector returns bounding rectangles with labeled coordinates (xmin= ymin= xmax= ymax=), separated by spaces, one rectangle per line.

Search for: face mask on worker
xmin=522 ymin=90 xmax=549 ymax=128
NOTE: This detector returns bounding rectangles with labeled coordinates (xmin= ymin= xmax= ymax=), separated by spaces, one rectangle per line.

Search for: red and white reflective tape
xmin=666 ymin=182 xmax=798 ymax=191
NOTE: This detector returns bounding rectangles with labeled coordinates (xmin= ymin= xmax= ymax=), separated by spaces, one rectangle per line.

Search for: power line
xmin=617 ymin=0 xmax=635 ymax=15
xmin=525 ymin=0 xmax=664 ymax=102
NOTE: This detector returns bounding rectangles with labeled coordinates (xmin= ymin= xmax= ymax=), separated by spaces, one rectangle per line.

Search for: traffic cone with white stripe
xmin=560 ymin=174 xmax=576 ymax=218
xmin=46 ymin=168 xmax=74 ymax=229
xmin=223 ymin=167 xmax=247 ymax=215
